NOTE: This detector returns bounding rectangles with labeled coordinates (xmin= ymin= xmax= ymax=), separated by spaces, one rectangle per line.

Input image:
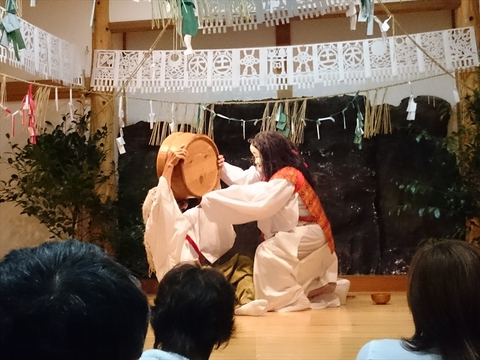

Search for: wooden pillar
xmin=454 ymin=0 xmax=480 ymax=243
xmin=454 ymin=0 xmax=480 ymax=47
xmin=275 ymin=23 xmax=292 ymax=99
xmin=91 ymin=0 xmax=116 ymax=202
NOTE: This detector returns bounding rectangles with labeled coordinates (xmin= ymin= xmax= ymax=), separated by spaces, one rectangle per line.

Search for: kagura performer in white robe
xmin=143 ymin=147 xmax=268 ymax=316
xmin=200 ymin=131 xmax=350 ymax=312
xmin=143 ymin=148 xmax=236 ymax=282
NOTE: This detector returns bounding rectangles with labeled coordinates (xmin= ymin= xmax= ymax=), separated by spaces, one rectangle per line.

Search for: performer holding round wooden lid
xmin=143 ymin=133 xmax=268 ymax=316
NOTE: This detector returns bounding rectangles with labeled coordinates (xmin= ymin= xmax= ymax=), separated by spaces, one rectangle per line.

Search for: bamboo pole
xmin=91 ymin=0 xmax=116 ymax=202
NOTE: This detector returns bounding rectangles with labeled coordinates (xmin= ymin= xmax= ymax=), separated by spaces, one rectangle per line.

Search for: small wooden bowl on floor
xmin=371 ymin=292 xmax=391 ymax=305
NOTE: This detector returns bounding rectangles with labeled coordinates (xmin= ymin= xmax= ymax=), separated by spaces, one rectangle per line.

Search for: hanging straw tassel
xmin=291 ymin=99 xmax=307 ymax=145
xmin=0 ymin=75 xmax=6 ymax=119
xmin=289 ymin=100 xmax=299 ymax=144
xmin=363 ymin=91 xmax=374 ymax=139
xmin=149 ymin=120 xmax=169 ymax=146
xmin=207 ymin=104 xmax=215 ymax=139
xmin=33 ymin=86 xmax=51 ymax=133
xmin=366 ymin=88 xmax=391 ymax=137
xmin=380 ymin=100 xmax=392 ymax=135
xmin=299 ymin=99 xmax=308 ymax=144
xmin=149 ymin=121 xmax=161 ymax=146
xmin=265 ymin=102 xmax=280 ymax=132
xmin=196 ymin=104 xmax=206 ymax=135
xmin=260 ymin=101 xmax=272 ymax=132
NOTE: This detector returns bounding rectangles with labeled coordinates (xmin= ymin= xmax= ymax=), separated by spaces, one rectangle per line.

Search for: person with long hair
xmin=200 ymin=131 xmax=349 ymax=312
xmin=356 ymin=239 xmax=480 ymax=360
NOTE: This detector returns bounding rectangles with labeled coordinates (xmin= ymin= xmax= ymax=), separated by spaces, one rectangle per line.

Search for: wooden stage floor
xmin=144 ymin=291 xmax=413 ymax=360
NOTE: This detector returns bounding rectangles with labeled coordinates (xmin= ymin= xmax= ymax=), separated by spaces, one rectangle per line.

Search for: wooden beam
xmin=140 ymin=275 xmax=408 ymax=295
xmin=275 ymin=23 xmax=292 ymax=98
xmin=109 ymin=19 xmax=173 ymax=34
xmin=343 ymin=275 xmax=407 ymax=292
xmin=109 ymin=0 xmax=461 ymax=34
xmin=373 ymin=0 xmax=460 ymax=14
xmin=5 ymin=80 xmax=83 ymax=102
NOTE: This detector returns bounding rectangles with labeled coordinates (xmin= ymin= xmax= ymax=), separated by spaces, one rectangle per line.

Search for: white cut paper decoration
xmin=90 ymin=27 xmax=479 ymax=95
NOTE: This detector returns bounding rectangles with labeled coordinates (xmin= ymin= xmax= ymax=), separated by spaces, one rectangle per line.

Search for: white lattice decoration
xmin=0 ymin=5 xmax=83 ymax=86
xmin=146 ymin=0 xmax=356 ymax=34
xmin=197 ymin=0 xmax=357 ymax=32
xmin=91 ymin=27 xmax=479 ymax=95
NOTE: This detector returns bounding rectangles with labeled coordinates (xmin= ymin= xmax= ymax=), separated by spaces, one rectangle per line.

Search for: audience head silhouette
xmin=149 ymin=262 xmax=236 ymax=360
xmin=404 ymin=239 xmax=480 ymax=360
xmin=0 ymin=239 xmax=149 ymax=360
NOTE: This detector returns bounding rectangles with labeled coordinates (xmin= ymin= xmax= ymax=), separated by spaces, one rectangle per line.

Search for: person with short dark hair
xmin=0 ymin=239 xmax=150 ymax=360
xmin=140 ymin=262 xmax=236 ymax=360
xmin=356 ymin=239 xmax=480 ymax=360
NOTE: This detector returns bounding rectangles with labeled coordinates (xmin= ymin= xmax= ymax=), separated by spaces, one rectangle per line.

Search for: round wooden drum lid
xmin=156 ymin=132 xmax=220 ymax=199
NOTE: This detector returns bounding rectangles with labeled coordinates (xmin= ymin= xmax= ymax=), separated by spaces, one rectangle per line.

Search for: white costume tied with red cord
xmin=143 ymin=176 xmax=235 ymax=282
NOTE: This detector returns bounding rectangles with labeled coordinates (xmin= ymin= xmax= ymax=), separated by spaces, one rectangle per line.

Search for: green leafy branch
xmin=0 ymin=110 xmax=115 ymax=244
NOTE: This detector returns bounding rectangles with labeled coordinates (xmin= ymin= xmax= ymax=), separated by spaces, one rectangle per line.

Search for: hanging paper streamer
xmin=21 ymin=84 xmax=37 ymax=144
xmin=0 ymin=103 xmax=11 ymax=115
xmin=116 ymin=127 xmax=126 ymax=154
xmin=315 ymin=117 xmax=335 ymax=140
xmin=149 ymin=100 xmax=156 ymax=129
xmin=169 ymin=102 xmax=176 ymax=132
xmin=406 ymin=81 xmax=416 ymax=121
xmin=373 ymin=15 xmax=391 ymax=42
xmin=118 ymin=95 xmax=125 ymax=128
xmin=346 ymin=2 xmax=357 ymax=30
xmin=358 ymin=0 xmax=374 ymax=36
xmin=55 ymin=87 xmax=59 ymax=111
xmin=68 ymin=88 xmax=74 ymax=124
xmin=354 ymin=109 xmax=364 ymax=149
xmin=11 ymin=110 xmax=19 ymax=137
xmin=0 ymin=0 xmax=26 ymax=61
xmin=406 ymin=95 xmax=417 ymax=121
xmin=116 ymin=135 xmax=126 ymax=154
xmin=275 ymin=103 xmax=288 ymax=135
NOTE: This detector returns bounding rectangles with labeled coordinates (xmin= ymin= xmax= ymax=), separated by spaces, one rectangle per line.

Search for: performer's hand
xmin=166 ymin=146 xmax=187 ymax=168
xmin=217 ymin=154 xmax=225 ymax=169
xmin=163 ymin=146 xmax=187 ymax=189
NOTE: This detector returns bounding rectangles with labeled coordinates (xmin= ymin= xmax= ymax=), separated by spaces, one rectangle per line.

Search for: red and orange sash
xmin=271 ymin=167 xmax=335 ymax=253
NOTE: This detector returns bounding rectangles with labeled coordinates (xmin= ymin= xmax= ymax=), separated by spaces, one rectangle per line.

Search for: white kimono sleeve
xmin=144 ymin=177 xmax=192 ymax=281
xmin=221 ymin=162 xmax=262 ymax=185
xmin=200 ymin=179 xmax=295 ymax=226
